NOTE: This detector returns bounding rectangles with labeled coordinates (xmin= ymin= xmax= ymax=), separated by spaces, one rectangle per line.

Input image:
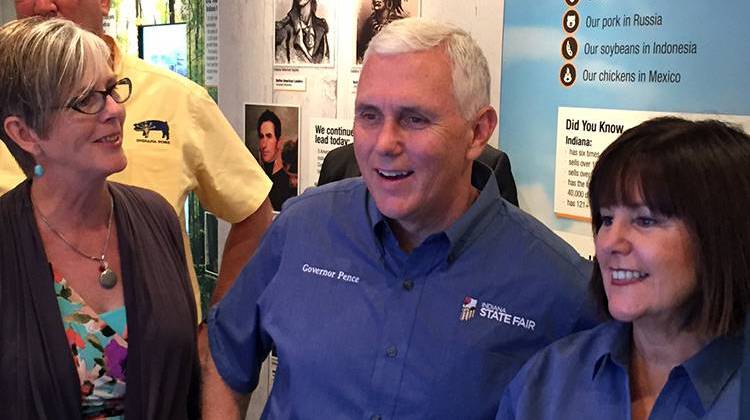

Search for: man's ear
xmin=99 ymin=0 xmax=112 ymax=17
xmin=3 ymin=116 xmax=44 ymax=157
xmin=466 ymin=105 xmax=498 ymax=161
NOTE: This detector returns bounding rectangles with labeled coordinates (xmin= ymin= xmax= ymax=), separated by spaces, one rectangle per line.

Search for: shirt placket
xmin=365 ymin=238 xmax=444 ymax=420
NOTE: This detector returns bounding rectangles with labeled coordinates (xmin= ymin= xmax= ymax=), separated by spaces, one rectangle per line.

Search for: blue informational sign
xmin=499 ymin=0 xmax=750 ymax=248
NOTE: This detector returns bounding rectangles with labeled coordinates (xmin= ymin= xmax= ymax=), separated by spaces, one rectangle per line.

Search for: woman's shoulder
xmin=515 ymin=321 xmax=626 ymax=383
xmin=108 ymin=182 xmax=177 ymax=220
xmin=0 ymin=179 xmax=31 ymax=219
xmin=500 ymin=322 xmax=630 ymax=420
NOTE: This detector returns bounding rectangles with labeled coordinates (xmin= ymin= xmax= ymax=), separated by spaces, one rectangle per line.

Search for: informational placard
xmin=205 ymin=0 xmax=219 ymax=87
xmin=500 ymin=0 xmax=750 ymax=246
xmin=273 ymin=73 xmax=307 ymax=91
xmin=555 ymin=107 xmax=750 ymax=220
xmin=300 ymin=118 xmax=354 ymax=191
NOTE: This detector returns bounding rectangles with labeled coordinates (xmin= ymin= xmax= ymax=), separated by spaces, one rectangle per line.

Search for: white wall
xmin=217 ymin=2 xmax=504 ymax=418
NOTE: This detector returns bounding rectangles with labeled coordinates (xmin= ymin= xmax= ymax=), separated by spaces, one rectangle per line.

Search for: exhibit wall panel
xmin=500 ymin=0 xmax=750 ymax=256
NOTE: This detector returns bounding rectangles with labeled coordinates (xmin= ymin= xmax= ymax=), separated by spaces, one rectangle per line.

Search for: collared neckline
xmin=682 ymin=333 xmax=743 ymax=411
xmin=590 ymin=321 xmax=743 ymax=412
xmin=443 ymin=161 xmax=501 ymax=261
xmin=367 ymin=161 xmax=503 ymax=262
xmin=591 ymin=321 xmax=632 ymax=381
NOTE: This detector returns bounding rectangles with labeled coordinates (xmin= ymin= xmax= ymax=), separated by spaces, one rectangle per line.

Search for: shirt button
xmin=371 ymin=415 xmax=382 ymax=420
xmin=402 ymin=279 xmax=414 ymax=291
xmin=385 ymin=346 xmax=398 ymax=358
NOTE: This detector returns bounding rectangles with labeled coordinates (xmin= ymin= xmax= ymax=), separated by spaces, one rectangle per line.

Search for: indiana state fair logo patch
xmin=460 ymin=296 xmax=478 ymax=321
xmin=459 ymin=296 xmax=537 ymax=331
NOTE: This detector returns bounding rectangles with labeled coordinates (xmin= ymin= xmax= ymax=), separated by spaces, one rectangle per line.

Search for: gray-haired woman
xmin=0 ymin=17 xmax=198 ymax=419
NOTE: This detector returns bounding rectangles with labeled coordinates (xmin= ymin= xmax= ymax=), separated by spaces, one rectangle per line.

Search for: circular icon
xmin=560 ymin=64 xmax=576 ymax=87
xmin=563 ymin=10 xmax=580 ymax=33
xmin=564 ymin=0 xmax=580 ymax=6
xmin=561 ymin=37 xmax=578 ymax=60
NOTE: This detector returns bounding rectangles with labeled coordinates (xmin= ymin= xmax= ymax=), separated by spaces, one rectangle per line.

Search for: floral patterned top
xmin=54 ymin=271 xmax=127 ymax=419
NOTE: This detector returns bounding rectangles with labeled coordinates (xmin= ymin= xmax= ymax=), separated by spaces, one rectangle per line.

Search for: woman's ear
xmin=3 ymin=116 xmax=43 ymax=157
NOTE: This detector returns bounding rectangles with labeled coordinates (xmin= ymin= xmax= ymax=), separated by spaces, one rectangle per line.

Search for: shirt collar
xmin=590 ymin=322 xmax=744 ymax=412
xmin=443 ymin=161 xmax=501 ymax=260
xmin=591 ymin=321 xmax=632 ymax=380
xmin=682 ymin=333 xmax=743 ymax=411
xmin=367 ymin=160 xmax=503 ymax=261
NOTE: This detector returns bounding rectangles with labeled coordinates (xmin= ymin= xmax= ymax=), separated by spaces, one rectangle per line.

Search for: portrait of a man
xmin=245 ymin=104 xmax=300 ymax=211
xmin=275 ymin=0 xmax=331 ymax=65
xmin=356 ymin=0 xmax=419 ymax=63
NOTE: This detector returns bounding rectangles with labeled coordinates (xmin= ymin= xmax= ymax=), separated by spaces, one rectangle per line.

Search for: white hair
xmin=363 ymin=17 xmax=491 ymax=120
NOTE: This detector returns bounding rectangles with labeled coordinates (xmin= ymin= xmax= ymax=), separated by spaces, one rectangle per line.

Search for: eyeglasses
xmin=66 ymin=78 xmax=132 ymax=115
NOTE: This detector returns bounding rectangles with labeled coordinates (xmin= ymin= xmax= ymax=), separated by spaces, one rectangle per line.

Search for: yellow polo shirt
xmin=0 ymin=45 xmax=271 ymax=321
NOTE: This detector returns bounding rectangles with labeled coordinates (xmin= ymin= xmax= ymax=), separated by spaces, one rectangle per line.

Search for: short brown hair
xmin=0 ymin=17 xmax=111 ymax=177
xmin=588 ymin=117 xmax=750 ymax=337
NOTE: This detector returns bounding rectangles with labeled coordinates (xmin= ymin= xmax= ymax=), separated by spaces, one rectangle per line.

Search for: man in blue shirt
xmin=203 ymin=17 xmax=598 ymax=419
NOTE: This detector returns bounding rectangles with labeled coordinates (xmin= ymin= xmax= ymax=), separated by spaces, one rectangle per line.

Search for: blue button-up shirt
xmin=209 ymin=163 xmax=597 ymax=419
xmin=498 ymin=321 xmax=743 ymax=420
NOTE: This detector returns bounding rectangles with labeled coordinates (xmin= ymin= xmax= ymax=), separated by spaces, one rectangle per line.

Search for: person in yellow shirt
xmin=5 ymin=0 xmax=274 ymax=320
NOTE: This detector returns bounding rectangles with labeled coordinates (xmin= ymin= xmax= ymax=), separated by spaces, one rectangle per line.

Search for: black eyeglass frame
xmin=66 ymin=78 xmax=132 ymax=115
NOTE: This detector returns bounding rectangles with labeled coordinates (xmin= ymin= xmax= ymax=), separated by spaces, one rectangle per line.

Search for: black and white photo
xmin=275 ymin=0 xmax=334 ymax=66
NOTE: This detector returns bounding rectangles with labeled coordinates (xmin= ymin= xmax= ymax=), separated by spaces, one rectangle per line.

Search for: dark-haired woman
xmin=498 ymin=117 xmax=750 ymax=420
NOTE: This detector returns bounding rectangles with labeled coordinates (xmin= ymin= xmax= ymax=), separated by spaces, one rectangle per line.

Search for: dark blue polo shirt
xmin=499 ymin=321 xmax=742 ymax=420
xmin=209 ymin=163 xmax=597 ymax=419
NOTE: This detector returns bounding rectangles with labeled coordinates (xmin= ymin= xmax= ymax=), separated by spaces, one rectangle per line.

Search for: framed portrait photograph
xmin=355 ymin=0 xmax=421 ymax=65
xmin=274 ymin=0 xmax=336 ymax=67
xmin=244 ymin=103 xmax=301 ymax=212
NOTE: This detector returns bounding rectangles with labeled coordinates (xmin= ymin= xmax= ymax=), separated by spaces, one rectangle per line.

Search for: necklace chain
xmin=34 ymin=196 xmax=114 ymax=265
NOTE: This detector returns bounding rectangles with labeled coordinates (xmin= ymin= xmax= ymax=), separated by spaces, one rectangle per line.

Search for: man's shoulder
xmin=515 ymin=321 xmax=620 ymax=381
xmin=277 ymin=179 xmax=369 ymax=227
xmin=498 ymin=205 xmax=588 ymax=273
xmin=268 ymin=179 xmax=371 ymax=246
xmin=505 ymin=321 xmax=616 ymax=402
xmin=312 ymin=15 xmax=328 ymax=32
xmin=325 ymin=143 xmax=355 ymax=160
xmin=282 ymin=178 xmax=367 ymax=214
xmin=275 ymin=15 xmax=294 ymax=33
xmin=540 ymin=321 xmax=617 ymax=360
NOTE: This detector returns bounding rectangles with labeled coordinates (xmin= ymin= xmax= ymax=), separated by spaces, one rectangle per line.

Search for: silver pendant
xmin=99 ymin=263 xmax=118 ymax=289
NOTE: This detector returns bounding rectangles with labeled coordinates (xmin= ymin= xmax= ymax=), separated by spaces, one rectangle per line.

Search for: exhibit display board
xmin=301 ymin=118 xmax=354 ymax=191
xmin=500 ymin=0 xmax=750 ymax=254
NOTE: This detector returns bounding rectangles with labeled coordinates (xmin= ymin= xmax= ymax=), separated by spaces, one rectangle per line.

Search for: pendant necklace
xmin=34 ymin=196 xmax=118 ymax=289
